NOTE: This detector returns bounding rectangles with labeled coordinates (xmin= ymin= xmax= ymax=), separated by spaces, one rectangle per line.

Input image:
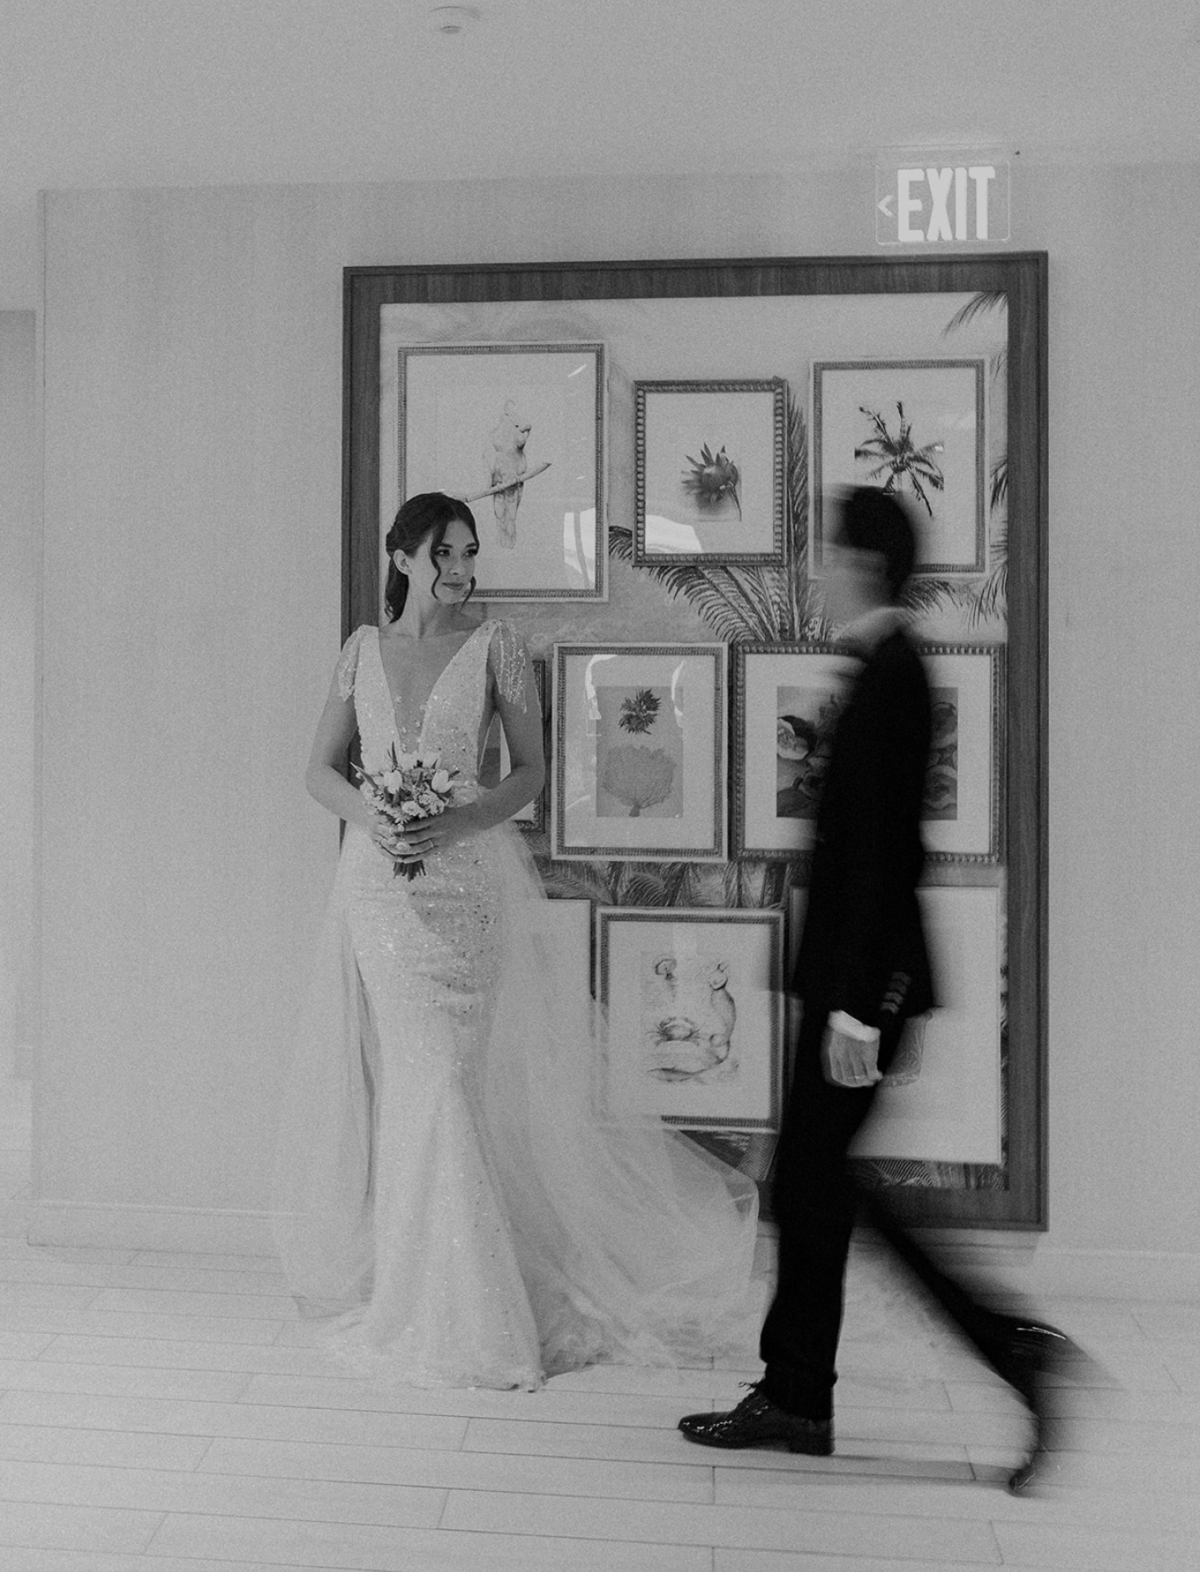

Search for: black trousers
xmin=759 ymin=1000 xmax=1009 ymax=1420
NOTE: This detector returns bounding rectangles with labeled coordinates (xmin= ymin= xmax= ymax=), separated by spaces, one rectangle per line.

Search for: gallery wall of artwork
xmin=344 ymin=255 xmax=1048 ymax=1229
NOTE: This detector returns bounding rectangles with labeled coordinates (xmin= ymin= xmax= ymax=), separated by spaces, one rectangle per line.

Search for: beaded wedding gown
xmin=273 ymin=618 xmax=759 ymax=1389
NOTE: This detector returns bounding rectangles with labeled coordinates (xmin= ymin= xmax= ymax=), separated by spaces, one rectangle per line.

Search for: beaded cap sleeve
xmin=487 ymin=620 xmax=531 ymax=712
xmin=334 ymin=626 xmax=370 ymax=702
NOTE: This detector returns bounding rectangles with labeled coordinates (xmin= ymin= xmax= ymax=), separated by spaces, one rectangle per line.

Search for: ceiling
xmin=2 ymin=0 xmax=1198 ymax=306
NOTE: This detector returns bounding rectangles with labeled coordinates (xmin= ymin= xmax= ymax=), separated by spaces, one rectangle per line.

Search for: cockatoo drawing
xmin=454 ymin=400 xmax=550 ymax=538
xmin=487 ymin=401 xmax=531 ymax=548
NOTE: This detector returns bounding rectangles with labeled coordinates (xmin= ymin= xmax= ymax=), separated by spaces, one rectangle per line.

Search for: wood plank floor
xmin=2 ymin=1080 xmax=1197 ymax=1570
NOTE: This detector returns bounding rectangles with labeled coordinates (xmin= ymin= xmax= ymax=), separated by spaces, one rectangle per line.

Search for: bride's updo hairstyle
xmin=384 ymin=492 xmax=480 ymax=622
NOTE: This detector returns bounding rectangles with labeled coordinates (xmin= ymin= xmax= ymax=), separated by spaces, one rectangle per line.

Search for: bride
xmin=273 ymin=491 xmax=758 ymax=1390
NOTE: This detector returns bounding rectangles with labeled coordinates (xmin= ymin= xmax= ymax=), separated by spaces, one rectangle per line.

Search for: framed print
xmin=732 ymin=644 xmax=857 ymax=860
xmin=596 ymin=907 xmax=784 ymax=1131
xmin=922 ymin=645 xmax=1003 ymax=862
xmin=552 ymin=643 xmax=727 ymax=861
xmin=634 ymin=379 xmax=786 ymax=565
xmin=734 ymin=641 xmax=1003 ymax=864
xmin=851 ymin=886 xmax=1003 ymax=1165
xmin=788 ymin=885 xmax=1003 ymax=1169
xmin=811 ymin=358 xmax=987 ymax=576
xmin=345 ymin=251 xmax=1048 ymax=1231
xmin=479 ymin=658 xmax=548 ymax=830
xmin=397 ymin=343 xmax=606 ymax=601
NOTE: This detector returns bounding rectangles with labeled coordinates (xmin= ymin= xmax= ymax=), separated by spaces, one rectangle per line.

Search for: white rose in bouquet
xmin=353 ymin=743 xmax=459 ymax=882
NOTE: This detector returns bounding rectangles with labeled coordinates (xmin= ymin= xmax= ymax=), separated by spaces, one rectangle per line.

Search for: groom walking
xmin=679 ymin=486 xmax=1077 ymax=1492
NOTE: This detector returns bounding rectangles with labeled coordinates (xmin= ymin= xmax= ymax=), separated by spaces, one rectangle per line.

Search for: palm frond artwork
xmin=618 ymin=687 xmax=662 ymax=736
xmin=681 ymin=444 xmax=742 ymax=519
xmin=850 ymin=1157 xmax=1004 ymax=1192
xmin=619 ymin=864 xmax=692 ymax=908
xmin=535 ymin=854 xmax=696 ymax=910
xmin=610 ymin=386 xmax=817 ymax=647
xmin=607 ymin=535 xmax=776 ymax=645
xmin=532 ymin=854 xmax=616 ymax=906
xmin=779 ymin=390 xmax=811 ymax=641
xmin=943 ymin=291 xmax=1007 ymax=335
xmin=944 ymin=292 xmax=1009 ymax=385
xmin=899 ymin=575 xmax=964 ymax=621
xmin=532 ymin=838 xmax=789 ymax=918
xmin=723 ymin=858 xmax=790 ymax=912
xmin=967 ymin=520 xmax=1007 ymax=629
xmin=942 ymin=292 xmax=1010 ymax=623
xmin=854 ymin=402 xmax=946 ymax=517
xmin=990 ymin=456 xmax=1008 ymax=513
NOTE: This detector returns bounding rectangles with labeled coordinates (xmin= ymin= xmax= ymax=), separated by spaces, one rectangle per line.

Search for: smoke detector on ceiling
xmin=428 ymin=5 xmax=481 ymax=34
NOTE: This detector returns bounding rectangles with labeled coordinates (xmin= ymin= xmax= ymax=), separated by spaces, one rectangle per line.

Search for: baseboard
xmin=757 ymin=1223 xmax=1200 ymax=1302
xmin=27 ymin=1201 xmax=277 ymax=1257
xmin=24 ymin=1206 xmax=1200 ymax=1301
xmin=936 ymin=1243 xmax=1200 ymax=1302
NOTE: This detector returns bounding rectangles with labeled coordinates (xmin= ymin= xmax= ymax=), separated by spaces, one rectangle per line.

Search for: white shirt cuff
xmin=830 ymin=1010 xmax=880 ymax=1043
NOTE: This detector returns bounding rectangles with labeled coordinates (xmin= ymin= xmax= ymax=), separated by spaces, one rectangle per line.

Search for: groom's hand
xmin=821 ymin=1024 xmax=882 ymax=1088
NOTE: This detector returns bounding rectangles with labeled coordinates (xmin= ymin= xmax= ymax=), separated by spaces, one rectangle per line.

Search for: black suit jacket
xmin=791 ymin=626 xmax=935 ymax=1029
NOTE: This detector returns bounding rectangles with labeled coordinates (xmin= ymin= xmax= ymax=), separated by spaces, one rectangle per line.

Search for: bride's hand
xmin=359 ymin=804 xmax=412 ymax=862
xmin=399 ymin=805 xmax=480 ymax=857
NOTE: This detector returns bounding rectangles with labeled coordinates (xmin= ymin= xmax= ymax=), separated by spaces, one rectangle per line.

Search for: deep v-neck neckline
xmin=373 ymin=621 xmax=489 ymax=749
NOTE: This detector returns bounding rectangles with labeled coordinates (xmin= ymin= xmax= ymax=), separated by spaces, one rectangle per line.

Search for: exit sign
xmin=876 ymin=161 xmax=1010 ymax=245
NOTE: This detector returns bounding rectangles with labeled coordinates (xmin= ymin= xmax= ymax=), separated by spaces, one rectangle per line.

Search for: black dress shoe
xmin=995 ymin=1320 xmax=1093 ymax=1493
xmin=679 ymin=1383 xmax=833 ymax=1455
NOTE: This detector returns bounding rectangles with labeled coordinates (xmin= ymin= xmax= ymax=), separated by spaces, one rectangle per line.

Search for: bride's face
xmin=396 ymin=518 xmax=479 ymax=608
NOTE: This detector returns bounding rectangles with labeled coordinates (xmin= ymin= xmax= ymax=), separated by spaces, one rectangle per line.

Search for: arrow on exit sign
xmin=876 ymin=162 xmax=1010 ymax=244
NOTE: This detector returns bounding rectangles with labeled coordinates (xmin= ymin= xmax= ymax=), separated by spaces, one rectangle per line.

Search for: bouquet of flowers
xmin=355 ymin=744 xmax=458 ymax=881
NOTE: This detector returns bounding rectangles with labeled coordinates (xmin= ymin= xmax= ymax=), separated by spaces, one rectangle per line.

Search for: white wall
xmin=0 ymin=311 xmax=37 ymax=1081
xmin=35 ymin=170 xmax=1200 ymax=1291
xmin=1032 ymin=165 xmax=1200 ymax=1277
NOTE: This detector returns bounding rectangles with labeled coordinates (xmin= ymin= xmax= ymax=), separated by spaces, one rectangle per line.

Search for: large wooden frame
xmin=344 ymin=254 xmax=1049 ymax=1230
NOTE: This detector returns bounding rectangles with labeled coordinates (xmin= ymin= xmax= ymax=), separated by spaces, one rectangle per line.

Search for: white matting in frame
xmin=552 ymin=643 xmax=727 ymax=861
xmin=733 ymin=644 xmax=857 ymax=859
xmin=634 ymin=379 xmax=786 ymax=565
xmin=597 ymin=907 xmax=784 ymax=1131
xmin=811 ymin=358 xmax=987 ymax=576
xmin=397 ymin=343 xmax=606 ymax=601
xmin=922 ymin=645 xmax=1003 ymax=862
xmin=787 ymin=885 xmax=1002 ymax=1164
xmin=854 ymin=884 xmax=1003 ymax=1164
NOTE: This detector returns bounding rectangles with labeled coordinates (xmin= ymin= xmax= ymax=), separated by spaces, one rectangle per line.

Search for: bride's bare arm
xmin=305 ymin=676 xmax=372 ymax=828
xmin=305 ymin=674 xmax=395 ymax=850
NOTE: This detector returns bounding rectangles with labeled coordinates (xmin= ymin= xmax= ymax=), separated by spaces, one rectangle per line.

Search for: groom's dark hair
xmin=832 ymin=486 xmax=918 ymax=603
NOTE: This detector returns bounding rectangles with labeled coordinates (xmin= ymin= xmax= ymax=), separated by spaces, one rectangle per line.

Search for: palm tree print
xmin=854 ymin=401 xmax=946 ymax=516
